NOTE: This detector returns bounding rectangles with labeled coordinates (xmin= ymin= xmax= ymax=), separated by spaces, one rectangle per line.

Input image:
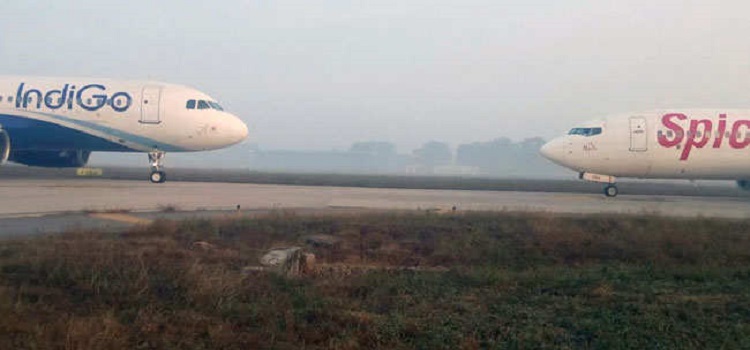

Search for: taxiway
xmin=0 ymin=179 xmax=749 ymax=237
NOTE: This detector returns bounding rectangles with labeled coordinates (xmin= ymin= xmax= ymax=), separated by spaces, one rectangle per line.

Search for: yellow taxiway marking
xmin=89 ymin=213 xmax=153 ymax=225
xmin=76 ymin=167 xmax=104 ymax=177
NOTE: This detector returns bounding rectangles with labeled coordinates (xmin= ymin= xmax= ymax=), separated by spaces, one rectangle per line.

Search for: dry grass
xmin=0 ymin=211 xmax=749 ymax=349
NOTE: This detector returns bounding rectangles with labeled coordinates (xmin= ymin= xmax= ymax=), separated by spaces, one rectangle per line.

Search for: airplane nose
xmin=539 ymin=141 xmax=553 ymax=159
xmin=539 ymin=138 xmax=566 ymax=165
xmin=236 ymin=118 xmax=249 ymax=141
xmin=224 ymin=115 xmax=249 ymax=145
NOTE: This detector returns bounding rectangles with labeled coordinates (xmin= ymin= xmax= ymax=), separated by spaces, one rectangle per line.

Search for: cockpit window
xmin=187 ymin=99 xmax=225 ymax=111
xmin=208 ymin=102 xmax=224 ymax=111
xmin=568 ymin=127 xmax=602 ymax=136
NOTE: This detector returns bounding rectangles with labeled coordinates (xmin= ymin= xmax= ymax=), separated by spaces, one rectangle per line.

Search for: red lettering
xmin=713 ymin=114 xmax=727 ymax=148
xmin=729 ymin=120 xmax=750 ymax=149
xmin=680 ymin=119 xmax=712 ymax=160
xmin=657 ymin=113 xmax=750 ymax=160
xmin=658 ymin=113 xmax=685 ymax=147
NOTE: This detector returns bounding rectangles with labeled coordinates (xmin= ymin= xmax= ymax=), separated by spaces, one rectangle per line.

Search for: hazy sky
xmin=3 ymin=1 xmax=750 ymax=152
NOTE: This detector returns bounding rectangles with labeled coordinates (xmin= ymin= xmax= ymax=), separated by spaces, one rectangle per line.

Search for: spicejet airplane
xmin=0 ymin=76 xmax=248 ymax=183
xmin=540 ymin=110 xmax=750 ymax=197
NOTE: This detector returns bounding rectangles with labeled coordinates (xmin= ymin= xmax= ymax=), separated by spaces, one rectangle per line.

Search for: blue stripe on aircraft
xmin=0 ymin=114 xmax=132 ymax=151
xmin=30 ymin=111 xmax=187 ymax=152
xmin=0 ymin=112 xmax=186 ymax=152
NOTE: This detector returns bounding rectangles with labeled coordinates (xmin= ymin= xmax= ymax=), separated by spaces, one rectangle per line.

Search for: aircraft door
xmin=629 ymin=117 xmax=647 ymax=152
xmin=140 ymin=86 xmax=162 ymax=124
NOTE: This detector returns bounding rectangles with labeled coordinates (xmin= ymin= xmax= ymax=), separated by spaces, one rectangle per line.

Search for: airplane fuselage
xmin=0 ymin=76 xmax=248 ymax=182
xmin=541 ymin=110 xmax=750 ymax=195
xmin=0 ymin=76 xmax=247 ymax=153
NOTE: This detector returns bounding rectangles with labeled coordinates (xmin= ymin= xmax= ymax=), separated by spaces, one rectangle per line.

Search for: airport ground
xmin=4 ymin=164 xmax=750 ymax=197
xmin=1 ymin=176 xmax=750 ymax=236
xmin=2 ymin=165 xmax=750 ymax=236
xmin=0 ymin=211 xmax=749 ymax=349
xmin=1 ymin=168 xmax=750 ymax=348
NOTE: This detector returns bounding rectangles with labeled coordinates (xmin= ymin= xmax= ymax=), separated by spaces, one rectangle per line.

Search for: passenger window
xmin=186 ymin=100 xmax=196 ymax=109
xmin=8 ymin=97 xmax=12 ymax=103
xmin=590 ymin=127 xmax=602 ymax=136
xmin=198 ymin=100 xmax=210 ymax=110
xmin=0 ymin=96 xmax=3 ymax=103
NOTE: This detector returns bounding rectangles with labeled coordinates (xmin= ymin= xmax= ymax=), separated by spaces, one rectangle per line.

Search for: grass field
xmin=0 ymin=211 xmax=749 ymax=349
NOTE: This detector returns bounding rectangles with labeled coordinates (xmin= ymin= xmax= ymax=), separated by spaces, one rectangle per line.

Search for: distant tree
xmin=519 ymin=137 xmax=545 ymax=151
xmin=413 ymin=141 xmax=452 ymax=166
xmin=456 ymin=137 xmax=557 ymax=176
xmin=490 ymin=137 xmax=513 ymax=148
xmin=456 ymin=137 xmax=512 ymax=170
xmin=349 ymin=142 xmax=397 ymax=156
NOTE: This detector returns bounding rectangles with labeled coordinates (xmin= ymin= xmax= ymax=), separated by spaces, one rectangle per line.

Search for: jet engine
xmin=737 ymin=180 xmax=750 ymax=191
xmin=10 ymin=150 xmax=91 ymax=168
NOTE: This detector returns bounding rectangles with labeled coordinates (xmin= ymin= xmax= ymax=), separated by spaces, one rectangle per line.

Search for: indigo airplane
xmin=541 ymin=110 xmax=750 ymax=197
xmin=0 ymin=76 xmax=248 ymax=183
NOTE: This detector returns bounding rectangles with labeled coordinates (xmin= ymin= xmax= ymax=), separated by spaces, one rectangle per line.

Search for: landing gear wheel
xmin=150 ymin=171 xmax=166 ymax=184
xmin=148 ymin=151 xmax=167 ymax=184
xmin=604 ymin=185 xmax=618 ymax=197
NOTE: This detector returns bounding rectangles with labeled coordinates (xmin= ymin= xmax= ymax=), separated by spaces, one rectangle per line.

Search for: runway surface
xmin=0 ymin=179 xmax=748 ymax=237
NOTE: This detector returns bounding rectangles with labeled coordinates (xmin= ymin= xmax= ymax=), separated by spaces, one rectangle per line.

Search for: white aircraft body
xmin=0 ymin=76 xmax=248 ymax=183
xmin=540 ymin=110 xmax=750 ymax=196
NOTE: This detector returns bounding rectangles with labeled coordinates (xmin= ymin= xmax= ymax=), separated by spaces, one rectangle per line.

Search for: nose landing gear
xmin=604 ymin=185 xmax=618 ymax=197
xmin=148 ymin=151 xmax=166 ymax=183
xmin=580 ymin=172 xmax=619 ymax=197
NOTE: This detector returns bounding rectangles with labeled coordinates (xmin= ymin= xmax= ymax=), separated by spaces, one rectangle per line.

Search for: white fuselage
xmin=541 ymin=110 xmax=750 ymax=180
xmin=0 ymin=76 xmax=248 ymax=155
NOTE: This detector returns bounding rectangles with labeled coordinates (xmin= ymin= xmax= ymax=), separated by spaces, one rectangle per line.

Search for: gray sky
xmin=3 ymin=1 xmax=750 ymax=152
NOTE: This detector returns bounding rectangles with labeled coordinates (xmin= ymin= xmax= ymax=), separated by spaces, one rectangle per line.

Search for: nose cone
xmin=539 ymin=138 xmax=567 ymax=166
xmin=236 ymin=118 xmax=249 ymax=142
xmin=227 ymin=115 xmax=249 ymax=145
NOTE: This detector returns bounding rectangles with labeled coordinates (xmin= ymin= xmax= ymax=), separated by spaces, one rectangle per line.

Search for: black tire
xmin=150 ymin=171 xmax=166 ymax=183
xmin=604 ymin=185 xmax=618 ymax=197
